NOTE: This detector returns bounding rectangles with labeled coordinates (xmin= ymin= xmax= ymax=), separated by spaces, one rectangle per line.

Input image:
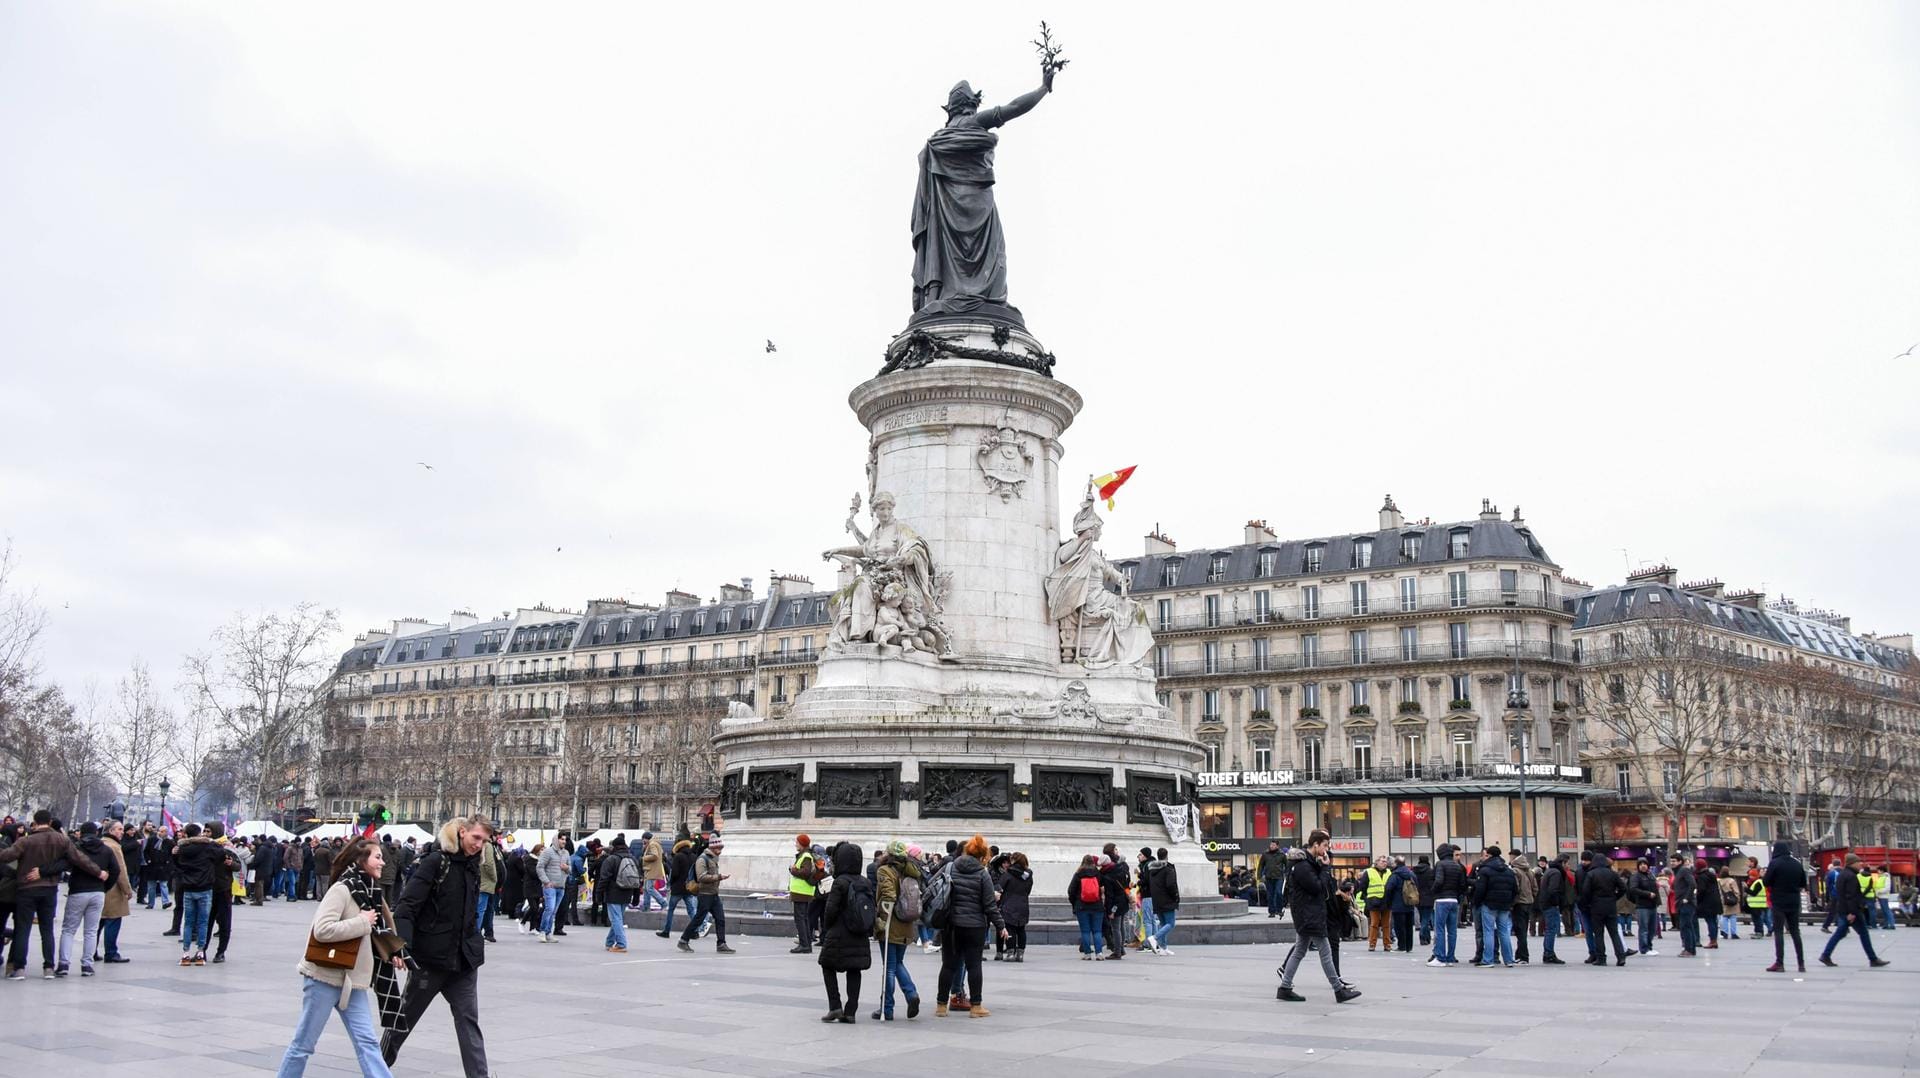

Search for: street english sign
xmin=1491 ymin=763 xmax=1586 ymax=780
xmin=1196 ymin=770 xmax=1296 ymax=788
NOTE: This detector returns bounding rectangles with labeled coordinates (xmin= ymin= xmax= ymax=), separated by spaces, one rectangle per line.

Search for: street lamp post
xmin=488 ymin=773 xmax=503 ymax=826
xmin=158 ymin=776 xmax=171 ymax=828
xmin=1507 ymin=645 xmax=1531 ymax=854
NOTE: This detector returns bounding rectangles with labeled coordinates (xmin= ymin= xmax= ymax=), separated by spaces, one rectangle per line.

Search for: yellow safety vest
xmin=1860 ymin=873 xmax=1880 ymax=901
xmin=1364 ymin=867 xmax=1390 ymax=900
xmin=789 ymin=851 xmax=817 ymax=898
xmin=1744 ymin=879 xmax=1767 ymax=908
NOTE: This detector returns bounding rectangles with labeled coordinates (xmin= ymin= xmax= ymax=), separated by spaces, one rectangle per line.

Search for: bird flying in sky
xmin=765 ymin=340 xmax=777 ymax=353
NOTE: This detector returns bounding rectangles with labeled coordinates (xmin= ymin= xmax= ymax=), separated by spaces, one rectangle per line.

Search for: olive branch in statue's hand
xmin=1033 ymin=21 xmax=1069 ymax=87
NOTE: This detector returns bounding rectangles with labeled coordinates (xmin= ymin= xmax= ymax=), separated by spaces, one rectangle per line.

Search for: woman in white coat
xmin=276 ymin=837 xmax=408 ymax=1078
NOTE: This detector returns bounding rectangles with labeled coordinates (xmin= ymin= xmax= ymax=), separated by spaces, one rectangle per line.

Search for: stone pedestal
xmin=714 ymin=326 xmax=1206 ymax=897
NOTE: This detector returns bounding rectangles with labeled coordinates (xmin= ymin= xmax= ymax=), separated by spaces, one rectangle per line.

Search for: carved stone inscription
xmin=718 ymin=770 xmax=742 ymax=817
xmin=743 ymin=765 xmax=802 ymax=817
xmin=815 ymin=765 xmax=899 ymax=818
xmin=1032 ymin=767 xmax=1114 ymax=821
xmin=919 ymin=765 xmax=1013 ymax=819
xmin=879 ymin=405 xmax=949 ymax=432
xmin=1126 ymin=770 xmax=1183 ymax=825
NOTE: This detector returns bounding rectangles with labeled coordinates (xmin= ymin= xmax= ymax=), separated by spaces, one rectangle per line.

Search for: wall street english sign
xmin=1196 ymin=770 xmax=1297 ymax=788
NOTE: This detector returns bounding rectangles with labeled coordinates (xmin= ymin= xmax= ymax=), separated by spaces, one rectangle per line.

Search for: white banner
xmin=1190 ymin=803 xmax=1202 ymax=844
xmin=1157 ymin=802 xmax=1190 ymax=845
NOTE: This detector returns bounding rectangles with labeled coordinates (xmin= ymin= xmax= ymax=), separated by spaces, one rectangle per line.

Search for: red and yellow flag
xmin=1094 ymin=466 xmax=1136 ymax=510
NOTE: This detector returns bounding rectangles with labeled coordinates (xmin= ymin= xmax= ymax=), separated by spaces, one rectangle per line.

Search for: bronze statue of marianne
xmin=909 ymin=57 xmax=1060 ymax=330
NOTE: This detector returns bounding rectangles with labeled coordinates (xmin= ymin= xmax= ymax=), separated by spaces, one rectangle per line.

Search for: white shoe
xmin=542 ymin=933 xmax=552 ymax=943
xmin=1159 ymin=945 xmax=1174 ymax=955
xmin=1641 ymin=949 xmax=1658 ymax=957
xmin=1426 ymin=957 xmax=1444 ymax=967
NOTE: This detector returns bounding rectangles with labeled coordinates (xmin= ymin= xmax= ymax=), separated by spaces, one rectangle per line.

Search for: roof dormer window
xmin=1447 ymin=528 xmax=1470 ymax=559
xmin=1350 ymin=538 xmax=1373 ymax=570
xmin=1303 ymin=543 xmax=1325 ymax=573
xmin=1208 ymin=553 xmax=1229 ymax=582
xmin=1401 ymin=533 xmax=1422 ymax=561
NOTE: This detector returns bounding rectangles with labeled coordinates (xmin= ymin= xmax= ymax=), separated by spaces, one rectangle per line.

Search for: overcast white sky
xmin=4 ymin=3 xmax=1918 ymax=697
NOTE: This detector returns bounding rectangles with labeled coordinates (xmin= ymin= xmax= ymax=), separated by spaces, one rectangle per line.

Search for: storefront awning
xmin=1195 ymin=780 xmax=1597 ymax=800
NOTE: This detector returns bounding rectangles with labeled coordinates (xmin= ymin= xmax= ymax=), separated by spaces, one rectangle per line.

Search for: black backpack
xmin=843 ymin=876 xmax=877 ymax=936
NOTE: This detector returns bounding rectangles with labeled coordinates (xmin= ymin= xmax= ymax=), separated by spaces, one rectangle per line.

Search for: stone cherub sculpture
xmin=823 ymin=491 xmax=957 ymax=660
xmin=1044 ymin=481 xmax=1152 ymax=667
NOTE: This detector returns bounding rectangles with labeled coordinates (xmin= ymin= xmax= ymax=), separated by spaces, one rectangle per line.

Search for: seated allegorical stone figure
xmin=823 ymin=491 xmax=957 ymax=660
xmin=1045 ymin=485 xmax=1153 ymax=668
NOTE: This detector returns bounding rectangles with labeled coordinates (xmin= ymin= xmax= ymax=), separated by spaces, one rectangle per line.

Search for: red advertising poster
xmin=1279 ymin=810 xmax=1298 ymax=831
xmin=1252 ymin=802 xmax=1271 ymax=837
xmin=1413 ymin=803 xmax=1431 ymax=825
xmin=1396 ymin=800 xmax=1414 ymax=838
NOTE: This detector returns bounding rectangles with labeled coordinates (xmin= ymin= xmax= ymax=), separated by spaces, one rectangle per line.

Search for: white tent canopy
xmin=298 ymin=823 xmax=356 ymax=841
xmin=496 ymin=827 xmax=561 ymax=852
xmin=376 ymin=823 xmax=434 ymax=845
xmin=233 ymin=820 xmax=293 ymax=840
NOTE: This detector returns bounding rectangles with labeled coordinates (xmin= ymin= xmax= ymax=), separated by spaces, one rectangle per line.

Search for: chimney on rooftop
xmin=1478 ymin=498 xmax=1501 ymax=522
xmin=664 ymin=590 xmax=699 ymax=608
xmin=1380 ymin=495 xmax=1404 ymax=531
xmin=1144 ymin=525 xmax=1176 ymax=556
xmin=1244 ymin=519 xmax=1276 ymax=545
xmin=448 ymin=610 xmax=478 ymax=631
xmin=1724 ymin=588 xmax=1765 ymax=610
xmin=718 ymin=578 xmax=754 ymax=603
xmin=1626 ymin=564 xmax=1677 ymax=587
xmin=768 ymin=572 xmax=813 ymax=600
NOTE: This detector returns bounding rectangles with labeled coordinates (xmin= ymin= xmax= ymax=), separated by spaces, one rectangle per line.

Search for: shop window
xmin=1449 ymin=797 xmax=1484 ymax=842
xmin=1508 ymin=797 xmax=1533 ymax=846
xmin=1395 ymin=798 xmax=1432 ymax=840
xmin=1200 ymin=802 xmax=1233 ymax=841
xmin=1321 ymin=798 xmax=1371 ymax=839
xmin=1555 ymin=799 xmax=1578 ymax=847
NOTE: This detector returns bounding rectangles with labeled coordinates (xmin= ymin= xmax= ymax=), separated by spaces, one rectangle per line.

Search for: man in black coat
xmin=1763 ymin=841 xmax=1809 ymax=972
xmin=1258 ymin=841 xmax=1288 ymax=917
xmin=1412 ymin=855 xmax=1436 ymax=945
xmin=1099 ymin=850 xmax=1131 ymax=960
xmin=1469 ymin=847 xmax=1517 ymax=966
xmin=1276 ymin=830 xmax=1360 ymax=1004
xmin=1818 ymin=853 xmax=1889 ymax=969
xmin=388 ymin=818 xmax=490 ymax=1077
xmin=1536 ymin=854 xmax=1571 ymax=963
xmin=1578 ymin=853 xmax=1629 ymax=965
xmin=1427 ymin=843 xmax=1468 ymax=965
xmin=1670 ymin=854 xmax=1700 ymax=956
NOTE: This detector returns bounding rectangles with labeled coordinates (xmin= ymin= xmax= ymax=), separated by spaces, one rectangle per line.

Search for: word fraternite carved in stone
xmin=823 ymin=491 xmax=957 ymax=661
xmin=976 ymin=426 xmax=1035 ymax=501
xmin=1044 ymin=483 xmax=1153 ymax=668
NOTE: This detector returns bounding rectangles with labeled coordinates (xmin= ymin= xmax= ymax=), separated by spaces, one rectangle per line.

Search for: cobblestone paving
xmin=1 ymin=899 xmax=1913 ymax=1077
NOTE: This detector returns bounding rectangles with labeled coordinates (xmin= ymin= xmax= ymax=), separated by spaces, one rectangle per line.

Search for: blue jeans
xmin=1153 ymin=908 xmax=1177 ymax=948
xmin=282 ymin=869 xmax=299 ymax=900
xmin=1075 ymin=909 xmax=1103 ymax=953
xmin=540 ymin=886 xmax=563 ymax=934
xmin=1634 ymin=908 xmax=1656 ymax=952
xmin=881 ymin=940 xmax=918 ymax=1015
xmin=1675 ymin=904 xmax=1698 ymax=951
xmin=639 ymin=880 xmax=666 ymax=911
xmin=1478 ymin=906 xmax=1513 ymax=965
xmin=475 ymin=892 xmax=492 ymax=937
xmin=1876 ymin=899 xmax=1893 ymax=929
xmin=1417 ymin=905 xmax=1434 ymax=944
xmin=1431 ymin=899 xmax=1459 ymax=962
xmin=277 ymin=975 xmax=392 ymax=1078
xmin=660 ymin=894 xmax=697 ymax=934
xmin=181 ymin=889 xmax=213 ymax=953
xmin=144 ymin=878 xmax=170 ymax=908
xmin=1265 ymin=879 xmax=1286 ymax=916
xmin=918 ymin=921 xmax=937 ymax=945
xmin=1821 ymin=917 xmax=1881 ymax=963
xmin=1542 ymin=907 xmax=1561 ymax=957
xmin=102 ymin=917 xmax=123 ymax=960
xmin=605 ymin=904 xmax=628 ymax=949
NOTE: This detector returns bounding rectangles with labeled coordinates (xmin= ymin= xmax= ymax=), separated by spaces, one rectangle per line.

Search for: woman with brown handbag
xmin=276 ymin=837 xmax=408 ymax=1077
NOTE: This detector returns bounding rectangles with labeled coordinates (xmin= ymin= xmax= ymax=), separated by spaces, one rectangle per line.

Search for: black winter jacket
xmin=1831 ymin=867 xmax=1869 ymax=920
xmin=818 ymin=844 xmax=873 ymax=973
xmin=396 ymin=844 xmax=484 ymax=973
xmin=1412 ymin=862 xmax=1436 ymax=909
xmin=1580 ymin=863 xmax=1624 ymax=914
xmin=1145 ymin=858 xmax=1180 ymax=911
xmin=1101 ymin=859 xmax=1131 ymax=912
xmin=1761 ymin=853 xmax=1808 ymax=907
xmin=1628 ymin=869 xmax=1659 ymax=909
xmin=1285 ymin=848 xmax=1336 ymax=938
xmin=1068 ymin=867 xmax=1105 ymax=913
xmin=67 ymin=836 xmax=119 ymax=894
xmin=1430 ymin=857 xmax=1468 ymax=901
xmin=1470 ymin=856 xmax=1517 ymax=911
xmin=945 ymin=855 xmax=1004 ymax=932
xmin=999 ymin=867 xmax=1033 ymax=927
xmin=1537 ymin=862 xmax=1570 ymax=908
xmin=595 ymin=846 xmax=634 ymax=907
xmin=172 ymin=837 xmax=236 ymax=892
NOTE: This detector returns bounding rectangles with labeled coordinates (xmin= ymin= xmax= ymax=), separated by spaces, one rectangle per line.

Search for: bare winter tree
xmin=1578 ymin=616 xmax=1740 ymax=856
xmin=182 ymin=603 xmax=340 ymax=819
xmin=100 ymin=660 xmax=177 ymax=810
xmin=0 ymin=541 xmax=55 ymax=811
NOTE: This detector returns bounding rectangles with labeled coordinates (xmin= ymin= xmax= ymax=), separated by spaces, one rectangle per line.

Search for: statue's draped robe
xmin=831 ymin=522 xmax=940 ymax=647
xmin=1045 ymin=534 xmax=1153 ymax=668
xmin=911 ymin=119 xmax=1018 ymax=322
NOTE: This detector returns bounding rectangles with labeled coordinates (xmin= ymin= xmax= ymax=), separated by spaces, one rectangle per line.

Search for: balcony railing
xmin=762 ymin=648 xmax=820 ymax=667
xmin=1159 ymin=639 xmax=1576 ymax=679
xmin=1155 ymin=589 xmax=1562 ymax=633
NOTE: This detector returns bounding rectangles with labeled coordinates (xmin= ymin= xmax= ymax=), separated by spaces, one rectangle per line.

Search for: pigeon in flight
xmin=765 ymin=340 xmax=777 ymax=353
xmin=1895 ymin=342 xmax=1917 ymax=360
xmin=416 ymin=462 xmax=434 ymax=470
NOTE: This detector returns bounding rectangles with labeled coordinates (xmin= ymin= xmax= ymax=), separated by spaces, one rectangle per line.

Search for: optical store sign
xmin=1196 ymin=770 xmax=1297 ymax=789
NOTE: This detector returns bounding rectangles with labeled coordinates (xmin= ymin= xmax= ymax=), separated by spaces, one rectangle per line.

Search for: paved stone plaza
xmin=2 ymin=900 xmax=1913 ymax=1077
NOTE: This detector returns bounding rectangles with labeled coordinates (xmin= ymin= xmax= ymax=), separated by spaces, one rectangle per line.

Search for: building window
xmin=1252 ymin=739 xmax=1273 ymax=772
xmin=1449 ymin=622 xmax=1468 ymax=660
xmin=1161 ymin=561 xmax=1181 ymax=588
xmin=1203 ymin=641 xmax=1220 ymax=674
xmin=1301 ymin=735 xmax=1325 ymax=781
xmin=1662 ymin=761 xmax=1678 ymax=796
xmin=1615 ymin=763 xmax=1631 ymax=794
xmin=1556 ymin=799 xmax=1578 ymax=845
xmin=1157 ymin=598 xmax=1172 ymax=631
xmin=1301 ymin=681 xmax=1321 ymax=710
xmin=1401 ymin=533 xmax=1421 ymax=561
xmin=1202 ymin=689 xmax=1220 ymax=721
xmin=1302 ymin=586 xmax=1321 ymax=620
xmin=1351 ymin=539 xmax=1373 ymax=570
xmin=1448 ymin=571 xmax=1468 ymax=608
xmin=1451 ymin=673 xmax=1471 ymax=704
xmin=1448 ymin=528 xmax=1471 ymax=559
xmin=1396 ymin=797 xmax=1433 ymax=839
xmin=1449 ymin=797 xmax=1483 ymax=842
xmin=1551 ymin=729 xmax=1570 ymax=766
xmin=1204 ymin=594 xmax=1221 ymax=628
xmin=1350 ymin=581 xmax=1369 ymax=616
xmin=1321 ymin=797 xmax=1369 ymax=840
xmin=1349 ymin=630 xmax=1369 ymax=665
xmin=1200 ymin=802 xmax=1232 ymax=840
xmin=1258 ymin=550 xmax=1277 ymax=578
xmin=1252 ymin=637 xmax=1270 ymax=671
xmin=1351 ymin=735 xmax=1373 ymax=779
xmin=1252 ymin=684 xmax=1270 ymax=712
xmin=1350 ymin=679 xmax=1369 ymax=708
xmin=1401 ymin=731 xmax=1424 ymax=778
xmin=1153 ymin=645 xmax=1171 ymax=677
xmin=1253 ymin=590 xmax=1270 ymax=623
xmin=1301 ymin=633 xmax=1320 ymax=668
xmin=1400 ymin=577 xmax=1418 ymax=613
xmin=1400 ymin=626 xmax=1418 ymax=661
xmin=1508 ymin=797 xmax=1534 ymax=845
xmin=1499 ymin=569 xmax=1518 ymax=602
xmin=1304 ymin=544 xmax=1324 ymax=573
xmin=1202 ymin=741 xmax=1221 ymax=772
xmin=1400 ymin=676 xmax=1418 ymax=703
xmin=1451 ymin=731 xmax=1475 ymax=776
xmin=1209 ymin=553 xmax=1229 ymax=582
